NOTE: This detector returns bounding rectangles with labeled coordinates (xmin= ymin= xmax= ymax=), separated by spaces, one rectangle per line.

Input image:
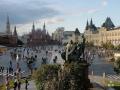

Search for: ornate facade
xmin=84 ymin=17 xmax=120 ymax=46
xmin=28 ymin=22 xmax=56 ymax=46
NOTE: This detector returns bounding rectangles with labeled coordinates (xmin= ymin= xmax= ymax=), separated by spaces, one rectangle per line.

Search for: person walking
xmin=14 ymin=79 xmax=17 ymax=90
xmin=17 ymin=80 xmax=21 ymax=90
xmin=6 ymin=76 xmax=10 ymax=90
xmin=25 ymin=78 xmax=29 ymax=90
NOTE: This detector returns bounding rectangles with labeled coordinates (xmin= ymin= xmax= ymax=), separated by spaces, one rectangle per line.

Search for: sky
xmin=0 ymin=0 xmax=120 ymax=35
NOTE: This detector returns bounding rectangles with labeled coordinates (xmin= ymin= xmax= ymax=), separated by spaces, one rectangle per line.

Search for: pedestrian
xmin=17 ymin=80 xmax=21 ymax=90
xmin=0 ymin=66 xmax=1 ymax=72
xmin=1 ymin=66 xmax=4 ymax=73
xmin=25 ymin=78 xmax=29 ymax=90
xmin=14 ymin=79 xmax=17 ymax=90
xmin=7 ymin=67 xmax=9 ymax=74
xmin=6 ymin=76 xmax=10 ymax=90
xmin=10 ymin=60 xmax=12 ymax=67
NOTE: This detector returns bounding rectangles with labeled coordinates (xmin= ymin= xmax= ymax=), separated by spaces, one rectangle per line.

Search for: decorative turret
xmin=89 ymin=19 xmax=97 ymax=31
xmin=85 ymin=20 xmax=89 ymax=30
xmin=75 ymin=28 xmax=80 ymax=35
xmin=6 ymin=15 xmax=11 ymax=35
xmin=90 ymin=18 xmax=93 ymax=26
xmin=13 ymin=26 xmax=18 ymax=37
xmin=102 ymin=17 xmax=115 ymax=29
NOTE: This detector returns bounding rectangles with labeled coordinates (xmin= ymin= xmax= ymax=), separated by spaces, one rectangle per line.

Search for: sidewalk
xmin=11 ymin=80 xmax=37 ymax=90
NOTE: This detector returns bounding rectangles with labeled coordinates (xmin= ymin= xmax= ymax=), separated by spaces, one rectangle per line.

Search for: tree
xmin=86 ymin=41 xmax=94 ymax=47
xmin=102 ymin=42 xmax=114 ymax=50
xmin=114 ymin=44 xmax=120 ymax=51
xmin=33 ymin=65 xmax=60 ymax=90
xmin=114 ymin=57 xmax=120 ymax=74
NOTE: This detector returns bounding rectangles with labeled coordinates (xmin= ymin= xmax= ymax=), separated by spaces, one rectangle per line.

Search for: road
xmin=89 ymin=55 xmax=116 ymax=76
xmin=89 ymin=54 xmax=117 ymax=90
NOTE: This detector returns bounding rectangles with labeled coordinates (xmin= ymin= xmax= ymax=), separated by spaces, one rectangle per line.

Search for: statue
xmin=61 ymin=35 xmax=86 ymax=63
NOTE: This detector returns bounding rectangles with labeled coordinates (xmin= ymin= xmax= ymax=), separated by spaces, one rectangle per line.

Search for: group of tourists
xmin=0 ymin=45 xmax=63 ymax=90
xmin=0 ymin=61 xmax=14 ymax=74
xmin=13 ymin=78 xmax=29 ymax=90
xmin=0 ymin=66 xmax=5 ymax=73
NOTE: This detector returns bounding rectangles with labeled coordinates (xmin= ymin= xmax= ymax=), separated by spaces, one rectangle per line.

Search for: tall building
xmin=0 ymin=16 xmax=18 ymax=46
xmin=52 ymin=27 xmax=64 ymax=44
xmin=84 ymin=17 xmax=120 ymax=46
xmin=6 ymin=16 xmax=11 ymax=35
xmin=13 ymin=26 xmax=18 ymax=37
xmin=32 ymin=22 xmax=35 ymax=33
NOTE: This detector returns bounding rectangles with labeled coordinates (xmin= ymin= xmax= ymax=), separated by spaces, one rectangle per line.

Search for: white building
xmin=52 ymin=27 xmax=64 ymax=43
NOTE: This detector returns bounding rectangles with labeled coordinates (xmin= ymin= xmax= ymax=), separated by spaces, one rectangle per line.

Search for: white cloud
xmin=87 ymin=8 xmax=100 ymax=14
xmin=15 ymin=17 xmax=64 ymax=35
xmin=102 ymin=0 xmax=108 ymax=7
xmin=38 ymin=17 xmax=64 ymax=24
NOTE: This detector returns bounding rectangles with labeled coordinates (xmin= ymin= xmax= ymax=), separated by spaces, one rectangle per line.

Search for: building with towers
xmin=27 ymin=22 xmax=57 ymax=46
xmin=84 ymin=17 xmax=120 ymax=46
xmin=0 ymin=16 xmax=18 ymax=46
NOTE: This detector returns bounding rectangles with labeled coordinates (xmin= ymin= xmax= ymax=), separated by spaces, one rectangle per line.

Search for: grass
xmin=105 ymin=79 xmax=120 ymax=90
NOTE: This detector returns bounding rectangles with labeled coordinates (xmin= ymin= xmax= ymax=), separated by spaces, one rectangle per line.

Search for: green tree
xmin=102 ymin=42 xmax=114 ymax=50
xmin=33 ymin=65 xmax=60 ymax=90
xmin=115 ymin=44 xmax=120 ymax=51
xmin=86 ymin=41 xmax=94 ymax=47
xmin=114 ymin=57 xmax=120 ymax=74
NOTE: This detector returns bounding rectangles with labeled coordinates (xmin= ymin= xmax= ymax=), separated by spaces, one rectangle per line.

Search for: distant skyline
xmin=0 ymin=0 xmax=120 ymax=35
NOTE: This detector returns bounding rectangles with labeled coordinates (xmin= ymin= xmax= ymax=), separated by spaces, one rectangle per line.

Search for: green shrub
xmin=33 ymin=64 xmax=60 ymax=90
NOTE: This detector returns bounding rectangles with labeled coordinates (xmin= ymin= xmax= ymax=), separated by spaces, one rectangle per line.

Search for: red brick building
xmin=27 ymin=22 xmax=59 ymax=46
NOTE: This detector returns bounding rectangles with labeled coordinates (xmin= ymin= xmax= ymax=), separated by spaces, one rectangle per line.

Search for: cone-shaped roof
xmin=102 ymin=17 xmax=115 ymax=29
xmin=75 ymin=28 xmax=80 ymax=35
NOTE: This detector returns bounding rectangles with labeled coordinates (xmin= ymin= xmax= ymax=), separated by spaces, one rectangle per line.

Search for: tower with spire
xmin=85 ymin=18 xmax=97 ymax=32
xmin=85 ymin=20 xmax=89 ymax=30
xmin=6 ymin=15 xmax=11 ymax=35
xmin=13 ymin=26 xmax=18 ymax=37
xmin=90 ymin=18 xmax=93 ymax=26
xmin=43 ymin=22 xmax=46 ymax=34
xmin=32 ymin=22 xmax=35 ymax=33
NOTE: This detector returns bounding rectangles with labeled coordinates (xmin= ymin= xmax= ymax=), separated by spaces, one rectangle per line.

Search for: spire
xmin=13 ymin=26 xmax=18 ymax=37
xmin=43 ymin=22 xmax=46 ymax=30
xmin=32 ymin=22 xmax=35 ymax=32
xmin=85 ymin=20 xmax=89 ymax=30
xmin=43 ymin=22 xmax=46 ymax=34
xmin=6 ymin=15 xmax=11 ymax=35
xmin=90 ymin=18 xmax=93 ymax=26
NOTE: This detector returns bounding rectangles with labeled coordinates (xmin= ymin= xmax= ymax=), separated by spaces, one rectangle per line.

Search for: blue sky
xmin=0 ymin=0 xmax=120 ymax=35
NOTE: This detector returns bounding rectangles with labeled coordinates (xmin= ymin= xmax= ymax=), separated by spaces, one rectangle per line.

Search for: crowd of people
xmin=0 ymin=45 xmax=63 ymax=90
xmin=13 ymin=78 xmax=29 ymax=90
